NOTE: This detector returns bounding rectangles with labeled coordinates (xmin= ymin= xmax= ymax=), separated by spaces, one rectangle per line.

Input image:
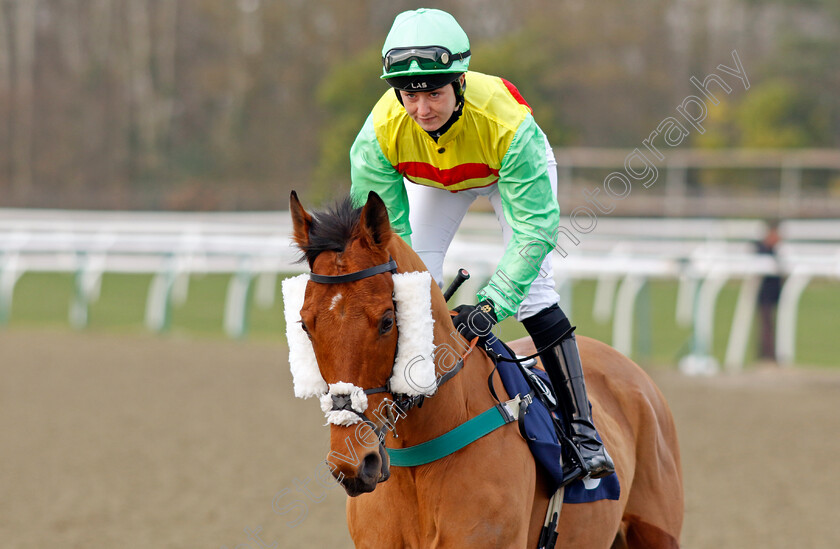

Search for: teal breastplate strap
xmin=386 ymin=395 xmax=528 ymax=467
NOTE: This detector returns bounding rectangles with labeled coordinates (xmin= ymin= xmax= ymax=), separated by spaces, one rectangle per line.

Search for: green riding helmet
xmin=381 ymin=8 xmax=471 ymax=92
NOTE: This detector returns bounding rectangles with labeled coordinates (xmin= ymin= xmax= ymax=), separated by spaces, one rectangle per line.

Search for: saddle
xmin=481 ymin=336 xmax=620 ymax=505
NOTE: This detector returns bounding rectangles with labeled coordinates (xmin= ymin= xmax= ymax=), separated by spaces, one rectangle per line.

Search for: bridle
xmin=308 ymin=256 xmax=470 ymax=442
xmin=304 ymin=254 xmax=531 ymax=475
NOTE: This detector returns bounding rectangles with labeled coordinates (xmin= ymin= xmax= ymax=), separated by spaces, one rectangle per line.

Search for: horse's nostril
xmin=360 ymin=452 xmax=381 ymax=479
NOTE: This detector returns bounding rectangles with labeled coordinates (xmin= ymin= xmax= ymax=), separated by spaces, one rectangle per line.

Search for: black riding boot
xmin=523 ymin=305 xmax=615 ymax=482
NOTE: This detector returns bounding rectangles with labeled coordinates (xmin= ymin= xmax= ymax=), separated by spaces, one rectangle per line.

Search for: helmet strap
xmin=452 ymin=75 xmax=466 ymax=102
xmin=452 ymin=77 xmax=466 ymax=113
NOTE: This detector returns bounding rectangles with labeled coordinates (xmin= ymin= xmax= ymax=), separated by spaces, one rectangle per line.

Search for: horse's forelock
xmin=297 ymin=196 xmax=362 ymax=265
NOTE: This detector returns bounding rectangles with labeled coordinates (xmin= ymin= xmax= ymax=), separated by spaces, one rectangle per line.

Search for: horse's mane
xmin=296 ymin=196 xmax=361 ymax=265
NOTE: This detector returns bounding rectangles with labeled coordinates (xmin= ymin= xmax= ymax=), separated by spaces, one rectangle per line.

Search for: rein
xmin=329 ymin=339 xmax=475 ymax=444
xmin=329 ymin=339 xmax=476 ymax=451
xmin=485 ymin=325 xmax=575 ymax=365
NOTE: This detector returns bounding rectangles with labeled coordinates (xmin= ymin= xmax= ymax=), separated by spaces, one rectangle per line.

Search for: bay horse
xmin=286 ymin=191 xmax=683 ymax=548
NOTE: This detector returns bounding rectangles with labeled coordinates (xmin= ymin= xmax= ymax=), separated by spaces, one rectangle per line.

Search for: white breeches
xmin=406 ymin=135 xmax=559 ymax=321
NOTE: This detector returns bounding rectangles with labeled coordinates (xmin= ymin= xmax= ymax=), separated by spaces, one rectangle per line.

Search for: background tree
xmin=0 ymin=0 xmax=836 ymax=210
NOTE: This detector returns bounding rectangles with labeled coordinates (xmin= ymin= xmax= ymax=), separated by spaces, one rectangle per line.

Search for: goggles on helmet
xmin=383 ymin=45 xmax=471 ymax=74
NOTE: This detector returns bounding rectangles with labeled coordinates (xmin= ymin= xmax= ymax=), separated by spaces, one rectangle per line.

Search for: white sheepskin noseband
xmin=282 ymin=271 xmax=436 ymax=426
xmin=318 ymin=382 xmax=367 ymax=426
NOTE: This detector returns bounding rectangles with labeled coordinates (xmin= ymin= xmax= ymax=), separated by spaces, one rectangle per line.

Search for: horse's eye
xmin=379 ymin=312 xmax=394 ymax=335
xmin=299 ymin=320 xmax=312 ymax=339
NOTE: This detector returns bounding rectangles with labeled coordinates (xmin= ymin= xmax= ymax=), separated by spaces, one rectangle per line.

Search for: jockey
xmin=349 ymin=8 xmax=614 ymax=482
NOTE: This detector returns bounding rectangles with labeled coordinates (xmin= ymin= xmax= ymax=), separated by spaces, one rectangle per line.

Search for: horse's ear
xmin=359 ymin=191 xmax=392 ymax=248
xmin=290 ymin=191 xmax=313 ymax=250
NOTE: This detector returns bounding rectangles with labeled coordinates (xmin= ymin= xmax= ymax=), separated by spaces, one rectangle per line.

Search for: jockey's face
xmin=399 ymin=81 xmax=458 ymax=132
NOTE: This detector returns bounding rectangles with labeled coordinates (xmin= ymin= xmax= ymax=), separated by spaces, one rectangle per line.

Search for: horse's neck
xmin=396 ymin=287 xmax=495 ymax=440
xmin=386 ymin=238 xmax=500 ymax=446
xmin=388 ymin=335 xmax=495 ymax=450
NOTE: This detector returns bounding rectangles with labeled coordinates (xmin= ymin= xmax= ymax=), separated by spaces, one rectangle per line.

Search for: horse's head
xmin=284 ymin=191 xmax=438 ymax=496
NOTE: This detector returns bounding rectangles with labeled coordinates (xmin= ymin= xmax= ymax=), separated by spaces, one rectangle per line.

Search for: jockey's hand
xmin=451 ymin=300 xmax=497 ymax=342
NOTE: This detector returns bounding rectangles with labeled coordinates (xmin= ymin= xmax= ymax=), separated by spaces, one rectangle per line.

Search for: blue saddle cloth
xmin=485 ymin=338 xmax=620 ymax=504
